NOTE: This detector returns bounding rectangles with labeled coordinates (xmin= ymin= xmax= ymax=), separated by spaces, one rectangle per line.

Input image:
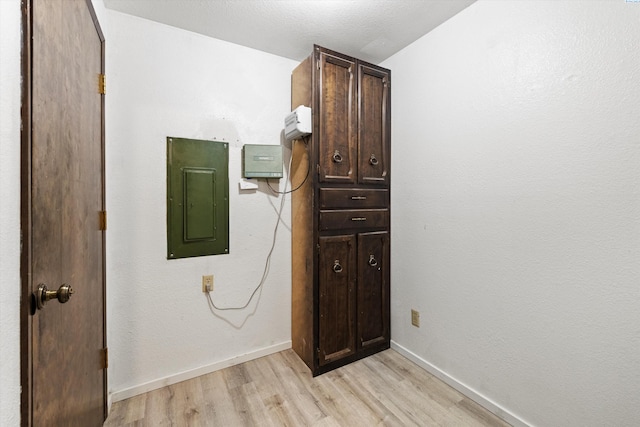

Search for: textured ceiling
xmin=102 ymin=0 xmax=476 ymax=64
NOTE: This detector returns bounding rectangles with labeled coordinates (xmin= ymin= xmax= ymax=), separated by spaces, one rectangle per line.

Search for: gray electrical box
xmin=243 ymin=144 xmax=283 ymax=178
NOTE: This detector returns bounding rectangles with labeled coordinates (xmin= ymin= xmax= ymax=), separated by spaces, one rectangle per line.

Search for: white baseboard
xmin=106 ymin=392 xmax=113 ymax=415
xmin=109 ymin=341 xmax=292 ymax=403
xmin=390 ymin=341 xmax=531 ymax=427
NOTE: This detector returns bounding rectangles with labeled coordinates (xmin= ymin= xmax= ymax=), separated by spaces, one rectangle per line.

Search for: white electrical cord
xmin=206 ymin=146 xmax=293 ymax=311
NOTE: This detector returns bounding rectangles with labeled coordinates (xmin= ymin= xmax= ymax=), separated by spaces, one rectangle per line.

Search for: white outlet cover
xmin=239 ymin=178 xmax=259 ymax=191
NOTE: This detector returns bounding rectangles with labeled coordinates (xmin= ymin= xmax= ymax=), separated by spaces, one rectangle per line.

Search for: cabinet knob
xmin=368 ymin=255 xmax=378 ymax=267
xmin=369 ymin=154 xmax=379 ymax=166
xmin=333 ymin=260 xmax=343 ymax=273
xmin=332 ymin=150 xmax=343 ymax=163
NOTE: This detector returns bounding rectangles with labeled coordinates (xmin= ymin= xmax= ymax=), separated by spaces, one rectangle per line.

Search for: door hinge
xmin=101 ymin=347 xmax=108 ymax=369
xmin=99 ymin=73 xmax=106 ymax=95
xmin=99 ymin=210 xmax=107 ymax=231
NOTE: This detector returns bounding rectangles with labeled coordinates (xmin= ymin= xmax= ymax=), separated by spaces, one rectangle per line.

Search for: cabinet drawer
xmin=319 ymin=209 xmax=389 ymax=231
xmin=319 ymin=188 xmax=388 ymax=209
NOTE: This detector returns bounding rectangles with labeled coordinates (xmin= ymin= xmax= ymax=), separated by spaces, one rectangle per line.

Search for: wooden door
xmin=318 ymin=235 xmax=356 ymax=366
xmin=358 ymin=64 xmax=390 ymax=186
xmin=357 ymin=231 xmax=390 ymax=350
xmin=317 ymin=50 xmax=357 ymax=184
xmin=22 ymin=0 xmax=106 ymax=425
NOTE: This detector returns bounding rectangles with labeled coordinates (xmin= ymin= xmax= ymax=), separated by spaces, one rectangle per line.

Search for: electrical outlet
xmin=202 ymin=275 xmax=214 ymax=293
xmin=411 ymin=309 xmax=420 ymax=327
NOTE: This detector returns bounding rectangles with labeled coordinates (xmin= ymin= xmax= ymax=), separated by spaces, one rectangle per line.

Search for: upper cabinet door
xmin=358 ymin=64 xmax=390 ymax=186
xmin=318 ymin=51 xmax=357 ymax=184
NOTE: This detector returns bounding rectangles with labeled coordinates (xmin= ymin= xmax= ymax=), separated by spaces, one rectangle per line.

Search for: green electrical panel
xmin=167 ymin=137 xmax=229 ymax=259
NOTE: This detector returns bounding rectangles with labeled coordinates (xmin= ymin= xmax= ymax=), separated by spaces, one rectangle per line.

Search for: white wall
xmin=0 ymin=0 xmax=22 ymax=424
xmin=90 ymin=4 xmax=299 ymax=400
xmin=383 ymin=1 xmax=640 ymax=426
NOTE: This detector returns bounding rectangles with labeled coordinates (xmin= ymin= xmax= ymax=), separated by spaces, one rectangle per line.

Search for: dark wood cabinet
xmin=291 ymin=45 xmax=390 ymax=375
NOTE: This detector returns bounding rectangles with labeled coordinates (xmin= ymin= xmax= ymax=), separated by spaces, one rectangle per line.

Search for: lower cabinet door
xmin=318 ymin=234 xmax=357 ymax=366
xmin=357 ymin=231 xmax=390 ymax=349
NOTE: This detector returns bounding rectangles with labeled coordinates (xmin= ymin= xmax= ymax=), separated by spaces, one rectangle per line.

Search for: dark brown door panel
xmin=22 ymin=0 xmax=106 ymax=425
xmin=318 ymin=51 xmax=357 ymax=184
xmin=357 ymin=231 xmax=390 ymax=349
xmin=358 ymin=64 xmax=390 ymax=185
xmin=318 ymin=235 xmax=357 ymax=365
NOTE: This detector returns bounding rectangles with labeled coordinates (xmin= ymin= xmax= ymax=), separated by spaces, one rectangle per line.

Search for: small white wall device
xmin=284 ymin=105 xmax=312 ymax=141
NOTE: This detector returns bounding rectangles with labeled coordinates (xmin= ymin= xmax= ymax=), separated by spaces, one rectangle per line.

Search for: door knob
xmin=35 ymin=283 xmax=74 ymax=310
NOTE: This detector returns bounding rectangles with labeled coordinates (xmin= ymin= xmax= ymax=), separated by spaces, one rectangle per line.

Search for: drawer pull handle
xmin=333 ymin=260 xmax=343 ymax=273
xmin=369 ymin=154 xmax=379 ymax=166
xmin=332 ymin=150 xmax=343 ymax=163
xmin=351 ymin=196 xmax=367 ymax=200
xmin=368 ymin=255 xmax=378 ymax=267
xmin=351 ymin=217 xmax=367 ymax=222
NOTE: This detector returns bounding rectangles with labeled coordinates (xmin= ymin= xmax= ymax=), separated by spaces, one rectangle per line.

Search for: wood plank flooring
xmin=104 ymin=349 xmax=510 ymax=426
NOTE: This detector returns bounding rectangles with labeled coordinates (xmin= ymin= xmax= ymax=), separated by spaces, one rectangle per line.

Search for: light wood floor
xmin=104 ymin=349 xmax=510 ymax=426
